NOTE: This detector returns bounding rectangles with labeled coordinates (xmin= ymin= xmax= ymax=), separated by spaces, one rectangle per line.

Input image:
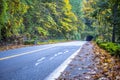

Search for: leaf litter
xmin=57 ymin=42 xmax=120 ymax=80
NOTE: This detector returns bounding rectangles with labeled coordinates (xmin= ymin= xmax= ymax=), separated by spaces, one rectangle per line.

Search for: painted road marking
xmin=49 ymin=57 xmax=54 ymax=60
xmin=35 ymin=57 xmax=46 ymax=66
xmin=57 ymin=52 xmax=63 ymax=55
xmin=37 ymin=57 xmax=46 ymax=62
xmin=64 ymin=50 xmax=69 ymax=53
xmin=0 ymin=46 xmax=55 ymax=61
xmin=44 ymin=45 xmax=84 ymax=80
xmin=49 ymin=52 xmax=64 ymax=60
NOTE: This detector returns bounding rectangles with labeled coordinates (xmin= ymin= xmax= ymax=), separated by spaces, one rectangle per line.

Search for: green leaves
xmin=98 ymin=42 xmax=120 ymax=57
xmin=0 ymin=0 xmax=84 ymax=43
xmin=0 ymin=0 xmax=7 ymax=24
xmin=22 ymin=0 xmax=80 ymax=40
xmin=0 ymin=0 xmax=28 ymax=42
xmin=82 ymin=0 xmax=120 ymax=42
xmin=36 ymin=27 xmax=49 ymax=37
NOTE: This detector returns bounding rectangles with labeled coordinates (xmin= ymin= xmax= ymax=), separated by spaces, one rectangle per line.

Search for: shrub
xmin=98 ymin=42 xmax=120 ymax=57
xmin=24 ymin=40 xmax=34 ymax=45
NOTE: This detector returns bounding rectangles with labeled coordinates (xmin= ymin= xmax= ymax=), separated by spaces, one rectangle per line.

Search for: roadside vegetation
xmin=0 ymin=0 xmax=83 ymax=46
xmin=82 ymin=0 xmax=120 ymax=58
xmin=0 ymin=39 xmax=69 ymax=51
xmin=97 ymin=42 xmax=120 ymax=57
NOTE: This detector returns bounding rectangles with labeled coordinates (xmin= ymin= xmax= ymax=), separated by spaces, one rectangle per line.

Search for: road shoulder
xmin=57 ymin=42 xmax=120 ymax=80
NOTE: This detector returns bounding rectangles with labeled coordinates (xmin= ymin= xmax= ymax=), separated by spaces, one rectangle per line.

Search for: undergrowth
xmin=97 ymin=42 xmax=120 ymax=57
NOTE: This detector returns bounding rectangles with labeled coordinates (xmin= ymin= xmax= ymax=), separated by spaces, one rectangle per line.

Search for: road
xmin=0 ymin=41 xmax=86 ymax=80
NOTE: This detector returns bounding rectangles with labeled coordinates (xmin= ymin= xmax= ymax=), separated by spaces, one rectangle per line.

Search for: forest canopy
xmin=0 ymin=0 xmax=120 ymax=45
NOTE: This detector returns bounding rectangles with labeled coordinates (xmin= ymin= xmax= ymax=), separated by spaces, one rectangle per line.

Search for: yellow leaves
xmin=83 ymin=0 xmax=87 ymax=6
xmin=44 ymin=22 xmax=51 ymax=28
xmin=21 ymin=3 xmax=29 ymax=14
xmin=66 ymin=13 xmax=77 ymax=21
xmin=64 ymin=0 xmax=69 ymax=4
xmin=92 ymin=43 xmax=120 ymax=79
xmin=83 ymin=0 xmax=94 ymax=7
xmin=63 ymin=0 xmax=72 ymax=10
xmin=8 ymin=0 xmax=28 ymax=15
xmin=19 ymin=18 xmax=23 ymax=24
xmin=102 ymin=67 xmax=108 ymax=73
xmin=104 ymin=59 xmax=111 ymax=63
xmin=36 ymin=27 xmax=48 ymax=36
xmin=7 ymin=20 xmax=11 ymax=26
xmin=92 ymin=74 xmax=102 ymax=79
xmin=73 ymin=27 xmax=77 ymax=31
xmin=46 ymin=3 xmax=56 ymax=13
xmin=89 ymin=0 xmax=94 ymax=3
xmin=107 ymin=9 xmax=111 ymax=13
xmin=101 ymin=11 xmax=106 ymax=15
xmin=107 ymin=16 xmax=110 ymax=18
xmin=60 ymin=21 xmax=71 ymax=32
xmin=82 ymin=0 xmax=94 ymax=14
xmin=63 ymin=18 xmax=72 ymax=23
xmin=83 ymin=7 xmax=93 ymax=12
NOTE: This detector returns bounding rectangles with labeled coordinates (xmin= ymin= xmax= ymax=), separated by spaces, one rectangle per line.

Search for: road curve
xmin=0 ymin=41 xmax=86 ymax=80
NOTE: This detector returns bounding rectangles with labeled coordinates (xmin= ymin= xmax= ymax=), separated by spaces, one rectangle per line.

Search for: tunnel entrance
xmin=86 ymin=35 xmax=93 ymax=41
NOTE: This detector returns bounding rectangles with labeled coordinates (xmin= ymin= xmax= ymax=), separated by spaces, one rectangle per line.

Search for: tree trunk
xmin=112 ymin=0 xmax=119 ymax=42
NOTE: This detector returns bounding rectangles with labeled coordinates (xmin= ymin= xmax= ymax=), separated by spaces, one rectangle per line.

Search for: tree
xmin=0 ymin=0 xmax=7 ymax=41
xmin=0 ymin=0 xmax=28 ymax=44
xmin=82 ymin=0 xmax=120 ymax=42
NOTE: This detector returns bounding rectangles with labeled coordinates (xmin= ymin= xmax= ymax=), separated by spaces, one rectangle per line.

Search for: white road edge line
xmin=0 ymin=46 xmax=55 ymax=61
xmin=44 ymin=44 xmax=85 ymax=80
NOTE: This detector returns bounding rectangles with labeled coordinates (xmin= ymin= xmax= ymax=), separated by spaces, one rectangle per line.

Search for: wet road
xmin=0 ymin=41 xmax=86 ymax=80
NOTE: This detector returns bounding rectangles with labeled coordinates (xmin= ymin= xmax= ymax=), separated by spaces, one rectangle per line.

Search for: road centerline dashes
xmin=35 ymin=57 xmax=46 ymax=66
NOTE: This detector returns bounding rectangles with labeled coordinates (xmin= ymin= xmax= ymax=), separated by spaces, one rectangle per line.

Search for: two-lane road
xmin=0 ymin=41 xmax=86 ymax=80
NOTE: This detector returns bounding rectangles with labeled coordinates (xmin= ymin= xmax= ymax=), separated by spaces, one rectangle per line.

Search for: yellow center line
xmin=0 ymin=46 xmax=55 ymax=61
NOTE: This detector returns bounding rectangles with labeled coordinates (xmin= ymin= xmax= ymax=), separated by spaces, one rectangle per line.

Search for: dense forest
xmin=0 ymin=0 xmax=82 ymax=45
xmin=82 ymin=0 xmax=120 ymax=42
xmin=0 ymin=0 xmax=120 ymax=46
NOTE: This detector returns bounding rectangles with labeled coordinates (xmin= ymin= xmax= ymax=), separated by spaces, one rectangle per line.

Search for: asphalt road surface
xmin=0 ymin=41 xmax=86 ymax=80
